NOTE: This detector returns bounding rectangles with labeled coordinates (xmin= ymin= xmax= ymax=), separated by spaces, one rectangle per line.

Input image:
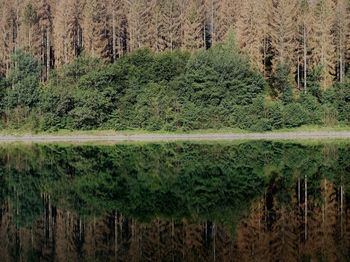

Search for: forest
xmin=0 ymin=0 xmax=349 ymax=131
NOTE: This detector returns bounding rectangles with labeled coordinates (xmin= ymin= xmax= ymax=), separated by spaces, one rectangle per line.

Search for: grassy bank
xmin=0 ymin=125 xmax=349 ymax=137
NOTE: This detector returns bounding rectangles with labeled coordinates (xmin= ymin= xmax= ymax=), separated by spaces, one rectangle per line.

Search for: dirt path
xmin=0 ymin=131 xmax=349 ymax=143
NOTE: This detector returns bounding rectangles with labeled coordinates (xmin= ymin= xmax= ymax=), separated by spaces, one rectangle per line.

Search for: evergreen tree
xmin=54 ymin=0 xmax=83 ymax=66
xmin=182 ymin=0 xmax=205 ymax=50
xmin=334 ymin=0 xmax=350 ymax=83
xmin=83 ymin=0 xmax=112 ymax=60
xmin=310 ymin=0 xmax=336 ymax=88
xmin=273 ymin=63 xmax=293 ymax=104
xmin=5 ymin=50 xmax=41 ymax=109
xmin=270 ymin=0 xmax=298 ymax=76
xmin=236 ymin=0 xmax=270 ymax=74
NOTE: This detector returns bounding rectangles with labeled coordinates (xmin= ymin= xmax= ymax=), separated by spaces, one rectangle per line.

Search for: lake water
xmin=0 ymin=141 xmax=349 ymax=261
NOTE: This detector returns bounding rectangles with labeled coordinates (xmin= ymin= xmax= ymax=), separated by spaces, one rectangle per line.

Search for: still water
xmin=0 ymin=141 xmax=349 ymax=261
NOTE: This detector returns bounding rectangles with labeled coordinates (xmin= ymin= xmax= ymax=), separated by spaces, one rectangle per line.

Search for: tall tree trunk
xmin=303 ymin=25 xmax=307 ymax=93
xmin=46 ymin=27 xmax=50 ymax=80
xmin=112 ymin=9 xmax=116 ymax=62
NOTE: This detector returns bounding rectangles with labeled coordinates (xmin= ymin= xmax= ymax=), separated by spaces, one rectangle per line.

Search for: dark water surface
xmin=0 ymin=141 xmax=349 ymax=261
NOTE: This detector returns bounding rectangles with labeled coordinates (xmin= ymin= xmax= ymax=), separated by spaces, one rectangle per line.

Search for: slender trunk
xmin=112 ymin=9 xmax=116 ymax=62
xmin=341 ymin=183 xmax=344 ymax=237
xmin=213 ymin=223 xmax=216 ymax=262
xmin=339 ymin=52 xmax=343 ymax=83
xmin=297 ymin=55 xmax=300 ymax=90
xmin=28 ymin=25 xmax=32 ymax=51
xmin=211 ymin=0 xmax=214 ymax=45
xmin=303 ymin=24 xmax=307 ymax=93
xmin=304 ymin=174 xmax=307 ymax=240
xmin=115 ymin=213 xmax=118 ymax=259
xmin=46 ymin=27 xmax=50 ymax=80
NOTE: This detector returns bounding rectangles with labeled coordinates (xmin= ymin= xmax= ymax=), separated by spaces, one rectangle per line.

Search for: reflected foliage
xmin=0 ymin=142 xmax=349 ymax=261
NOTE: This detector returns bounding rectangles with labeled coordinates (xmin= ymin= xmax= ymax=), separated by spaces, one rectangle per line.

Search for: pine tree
xmin=126 ymin=0 xmax=145 ymax=52
xmin=22 ymin=2 xmax=38 ymax=54
xmin=310 ymin=0 xmax=336 ymax=88
xmin=148 ymin=0 xmax=167 ymax=52
xmin=162 ymin=0 xmax=182 ymax=51
xmin=0 ymin=0 xmax=21 ymax=76
xmin=54 ymin=0 xmax=83 ymax=66
xmin=270 ymin=0 xmax=298 ymax=77
xmin=83 ymin=0 xmax=112 ymax=60
xmin=297 ymin=0 xmax=314 ymax=92
xmin=210 ymin=0 xmax=235 ymax=45
xmin=182 ymin=0 xmax=206 ymax=50
xmin=36 ymin=0 xmax=53 ymax=80
xmin=236 ymin=0 xmax=271 ymax=74
xmin=109 ymin=0 xmax=125 ymax=61
xmin=334 ymin=0 xmax=350 ymax=83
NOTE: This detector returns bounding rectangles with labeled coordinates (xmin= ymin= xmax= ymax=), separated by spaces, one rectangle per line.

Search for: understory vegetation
xmin=0 ymin=40 xmax=349 ymax=132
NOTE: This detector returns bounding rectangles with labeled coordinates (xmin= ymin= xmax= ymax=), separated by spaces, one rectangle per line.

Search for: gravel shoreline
xmin=0 ymin=131 xmax=349 ymax=143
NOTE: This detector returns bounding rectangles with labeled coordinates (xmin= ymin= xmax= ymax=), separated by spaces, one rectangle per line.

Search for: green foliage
xmin=5 ymin=50 xmax=41 ymax=109
xmin=307 ymin=66 xmax=323 ymax=100
xmin=179 ymin=44 xmax=265 ymax=107
xmin=133 ymin=83 xmax=178 ymax=131
xmin=0 ymin=47 xmax=349 ymax=131
xmin=332 ymin=82 xmax=350 ymax=123
xmin=283 ymin=103 xmax=309 ymax=128
xmin=0 ymin=141 xmax=349 ymax=224
xmin=320 ymin=103 xmax=339 ymax=126
xmin=298 ymin=93 xmax=322 ymax=124
xmin=272 ymin=63 xmax=293 ymax=104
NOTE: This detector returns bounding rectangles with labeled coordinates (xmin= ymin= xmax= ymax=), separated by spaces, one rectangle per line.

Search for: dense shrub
xmin=333 ymin=82 xmax=350 ymax=123
xmin=283 ymin=103 xmax=309 ymax=128
xmin=5 ymin=50 xmax=41 ymax=109
xmin=0 ymin=49 xmax=349 ymax=131
xmin=320 ymin=103 xmax=339 ymax=126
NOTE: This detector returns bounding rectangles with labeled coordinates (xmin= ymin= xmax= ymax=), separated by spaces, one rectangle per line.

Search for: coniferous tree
xmin=126 ymin=0 xmax=145 ymax=52
xmin=310 ymin=0 xmax=336 ymax=88
xmin=297 ymin=0 xmax=313 ymax=93
xmin=236 ymin=0 xmax=270 ymax=74
xmin=269 ymin=0 xmax=298 ymax=78
xmin=54 ymin=0 xmax=83 ymax=66
xmin=334 ymin=0 xmax=350 ymax=83
xmin=109 ymin=0 xmax=125 ymax=61
xmin=83 ymin=0 xmax=111 ymax=60
xmin=0 ymin=1 xmax=20 ymax=76
xmin=36 ymin=0 xmax=53 ymax=80
xmin=23 ymin=2 xmax=38 ymax=54
xmin=182 ymin=0 xmax=206 ymax=50
xmin=162 ymin=0 xmax=182 ymax=51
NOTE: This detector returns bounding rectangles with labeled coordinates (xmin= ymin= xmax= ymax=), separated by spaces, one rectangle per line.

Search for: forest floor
xmin=0 ymin=130 xmax=349 ymax=143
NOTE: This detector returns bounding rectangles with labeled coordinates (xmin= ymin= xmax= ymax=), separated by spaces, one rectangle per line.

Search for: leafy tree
xmin=283 ymin=103 xmax=309 ymax=127
xmin=5 ymin=50 xmax=41 ymax=109
xmin=272 ymin=63 xmax=293 ymax=104
xmin=332 ymin=81 xmax=350 ymax=123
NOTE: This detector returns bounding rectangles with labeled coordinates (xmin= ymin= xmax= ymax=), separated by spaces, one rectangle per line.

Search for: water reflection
xmin=0 ymin=142 xmax=349 ymax=261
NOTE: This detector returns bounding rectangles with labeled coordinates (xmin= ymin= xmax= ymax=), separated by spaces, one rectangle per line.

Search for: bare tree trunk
xmin=46 ymin=27 xmax=50 ymax=80
xmin=339 ymin=52 xmax=343 ymax=83
xmin=303 ymin=25 xmax=307 ymax=93
xmin=304 ymin=174 xmax=308 ymax=240
xmin=211 ymin=0 xmax=214 ymax=45
xmin=112 ymin=9 xmax=116 ymax=62
xmin=297 ymin=55 xmax=300 ymax=90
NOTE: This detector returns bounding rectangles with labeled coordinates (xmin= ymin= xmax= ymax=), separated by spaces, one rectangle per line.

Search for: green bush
xmin=0 ymin=47 xmax=348 ymax=132
xmin=320 ymin=104 xmax=339 ymax=126
xmin=283 ymin=103 xmax=309 ymax=128
xmin=299 ymin=93 xmax=321 ymax=124
xmin=333 ymin=82 xmax=350 ymax=123
xmin=5 ymin=50 xmax=41 ymax=109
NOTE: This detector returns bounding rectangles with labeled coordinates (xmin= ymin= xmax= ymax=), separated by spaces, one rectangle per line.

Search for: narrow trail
xmin=0 ymin=131 xmax=349 ymax=143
